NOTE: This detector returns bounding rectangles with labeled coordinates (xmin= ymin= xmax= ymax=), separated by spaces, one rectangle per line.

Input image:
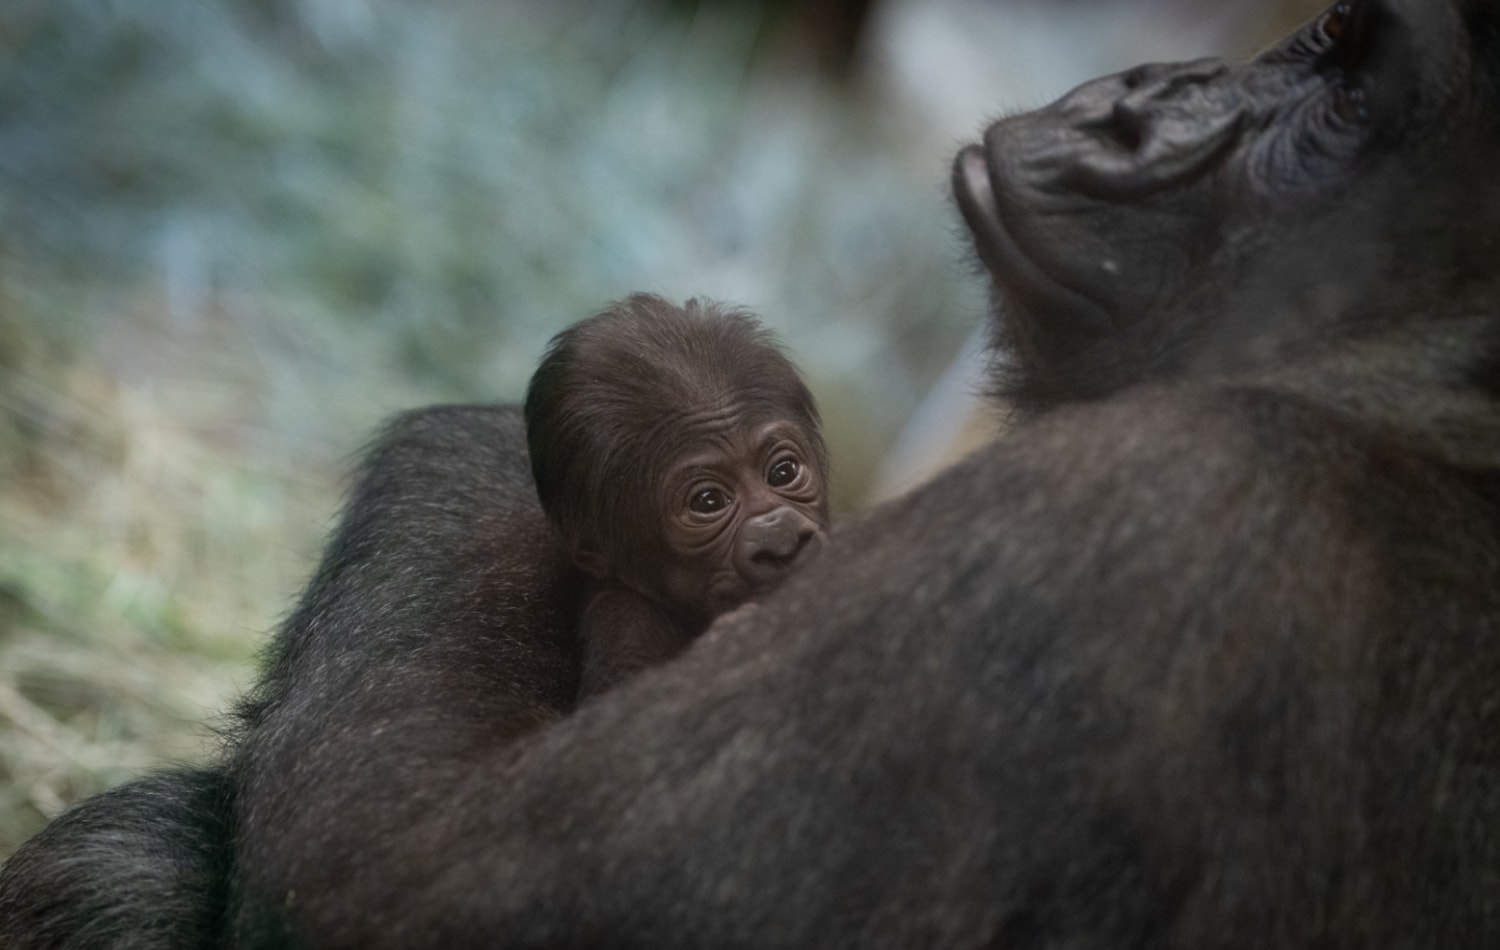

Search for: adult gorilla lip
xmin=952 ymin=145 xmax=1113 ymax=329
xmin=953 ymin=146 xmax=1005 ymax=273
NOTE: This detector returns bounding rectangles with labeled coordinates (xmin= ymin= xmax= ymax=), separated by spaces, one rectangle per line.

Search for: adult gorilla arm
xmin=234 ymin=370 xmax=1500 ymax=948
xmin=0 ymin=768 xmax=230 ymax=950
xmin=227 ymin=405 xmax=584 ymax=944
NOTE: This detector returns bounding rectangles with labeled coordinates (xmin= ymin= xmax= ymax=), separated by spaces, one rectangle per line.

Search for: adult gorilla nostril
xmin=1121 ymin=64 xmax=1152 ymax=91
xmin=1110 ymin=100 xmax=1148 ymax=152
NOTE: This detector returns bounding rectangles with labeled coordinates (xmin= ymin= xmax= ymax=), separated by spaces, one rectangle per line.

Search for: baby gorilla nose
xmin=737 ymin=508 xmax=823 ymax=585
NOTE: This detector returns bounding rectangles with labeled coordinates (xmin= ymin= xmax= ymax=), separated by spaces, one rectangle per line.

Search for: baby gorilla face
xmin=646 ymin=417 xmax=828 ymax=628
xmin=524 ymin=293 xmax=830 ymax=638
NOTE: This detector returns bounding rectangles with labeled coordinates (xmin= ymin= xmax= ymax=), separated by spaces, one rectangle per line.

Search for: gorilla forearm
xmin=0 ymin=768 xmax=230 ymax=950
xmin=233 ymin=405 xmax=581 ymax=737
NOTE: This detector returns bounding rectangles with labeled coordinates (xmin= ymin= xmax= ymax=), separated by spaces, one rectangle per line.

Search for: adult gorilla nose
xmin=1046 ymin=57 xmax=1243 ymax=198
xmin=1110 ymin=58 xmax=1235 ymax=146
xmin=737 ymin=509 xmax=823 ymax=584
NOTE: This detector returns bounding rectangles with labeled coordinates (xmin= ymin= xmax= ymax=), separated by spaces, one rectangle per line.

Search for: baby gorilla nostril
xmin=747 ymin=512 xmax=801 ymax=558
xmin=740 ymin=510 xmax=820 ymax=579
xmin=751 ymin=526 xmax=812 ymax=566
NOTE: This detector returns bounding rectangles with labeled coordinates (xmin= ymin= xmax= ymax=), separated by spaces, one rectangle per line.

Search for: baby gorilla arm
xmin=577 ymin=583 xmax=695 ymax=699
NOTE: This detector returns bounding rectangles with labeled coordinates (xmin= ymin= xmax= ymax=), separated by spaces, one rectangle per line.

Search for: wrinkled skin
xmin=524 ymin=295 xmax=829 ymax=698
xmin=4 ymin=1 xmax=1500 ymax=947
xmin=958 ymin=0 xmax=1500 ymax=408
xmin=602 ymin=408 xmax=828 ymax=640
xmin=652 ymin=416 xmax=825 ymax=627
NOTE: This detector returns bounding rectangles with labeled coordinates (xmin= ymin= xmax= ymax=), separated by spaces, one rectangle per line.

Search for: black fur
xmin=224 ymin=405 xmax=584 ymax=945
xmin=0 ymin=768 xmax=230 ymax=949
xmin=6 ymin=1 xmax=1500 ymax=946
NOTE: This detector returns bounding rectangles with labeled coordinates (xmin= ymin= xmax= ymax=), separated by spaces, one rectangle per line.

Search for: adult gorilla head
xmin=956 ymin=0 xmax=1500 ymax=407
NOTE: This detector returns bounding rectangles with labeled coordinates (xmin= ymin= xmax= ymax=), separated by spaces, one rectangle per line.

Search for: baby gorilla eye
xmin=689 ymin=487 xmax=730 ymax=514
xmin=767 ymin=457 xmax=801 ymax=488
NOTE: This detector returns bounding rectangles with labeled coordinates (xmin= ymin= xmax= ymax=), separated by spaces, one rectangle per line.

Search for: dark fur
xmin=571 ymin=582 xmax=687 ymax=699
xmin=224 ymin=406 xmax=584 ymax=945
xmin=524 ymin=293 xmax=829 ymax=697
xmin=6 ymin=1 xmax=1500 ymax=946
xmin=0 ymin=768 xmax=230 ymax=949
xmin=523 ymin=293 xmax=825 ymax=571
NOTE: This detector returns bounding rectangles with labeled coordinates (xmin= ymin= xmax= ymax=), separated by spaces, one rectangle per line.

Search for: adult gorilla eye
xmin=1320 ymin=2 xmax=1353 ymax=43
xmin=767 ymin=458 xmax=801 ymax=488
xmin=1333 ymin=83 xmax=1369 ymax=124
xmin=689 ymin=488 xmax=729 ymax=514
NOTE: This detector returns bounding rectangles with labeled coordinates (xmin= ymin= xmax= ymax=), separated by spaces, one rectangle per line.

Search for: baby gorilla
xmin=525 ymin=294 xmax=830 ymax=700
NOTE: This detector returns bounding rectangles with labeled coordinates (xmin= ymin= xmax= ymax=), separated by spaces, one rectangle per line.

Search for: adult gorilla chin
xmin=5 ymin=1 xmax=1500 ymax=946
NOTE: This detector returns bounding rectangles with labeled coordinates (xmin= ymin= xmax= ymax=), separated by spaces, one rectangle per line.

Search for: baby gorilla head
xmin=525 ymin=294 xmax=830 ymax=697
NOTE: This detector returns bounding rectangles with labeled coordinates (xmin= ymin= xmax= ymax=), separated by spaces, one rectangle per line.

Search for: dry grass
xmin=0 ymin=306 xmax=346 ymax=855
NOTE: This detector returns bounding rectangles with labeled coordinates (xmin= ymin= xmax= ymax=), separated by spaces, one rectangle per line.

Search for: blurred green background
xmin=0 ymin=0 xmax=1322 ymax=858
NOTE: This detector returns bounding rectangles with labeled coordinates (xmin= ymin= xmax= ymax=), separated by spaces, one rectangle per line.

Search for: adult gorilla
xmin=6 ymin=0 xmax=1500 ymax=946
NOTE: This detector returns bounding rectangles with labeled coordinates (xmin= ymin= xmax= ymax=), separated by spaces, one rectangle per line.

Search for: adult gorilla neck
xmin=1230 ymin=317 xmax=1500 ymax=470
